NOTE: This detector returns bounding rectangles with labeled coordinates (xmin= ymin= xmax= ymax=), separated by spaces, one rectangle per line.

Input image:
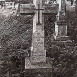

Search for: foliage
xmin=0 ymin=15 xmax=33 ymax=77
xmin=65 ymin=11 xmax=77 ymax=42
xmin=44 ymin=12 xmax=77 ymax=77
xmin=46 ymin=40 xmax=77 ymax=77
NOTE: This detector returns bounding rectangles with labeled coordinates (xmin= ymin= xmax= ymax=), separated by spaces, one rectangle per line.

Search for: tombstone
xmin=19 ymin=0 xmax=58 ymax=77
xmin=54 ymin=0 xmax=71 ymax=41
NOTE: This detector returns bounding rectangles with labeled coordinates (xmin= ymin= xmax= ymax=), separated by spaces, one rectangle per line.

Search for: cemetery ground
xmin=0 ymin=7 xmax=77 ymax=77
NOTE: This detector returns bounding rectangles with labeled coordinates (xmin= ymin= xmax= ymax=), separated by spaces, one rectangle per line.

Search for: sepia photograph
xmin=0 ymin=0 xmax=77 ymax=77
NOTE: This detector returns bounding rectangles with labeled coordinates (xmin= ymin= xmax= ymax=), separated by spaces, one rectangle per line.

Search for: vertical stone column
xmin=33 ymin=0 xmax=43 ymax=33
xmin=54 ymin=21 xmax=58 ymax=39
xmin=59 ymin=0 xmax=67 ymax=37
xmin=31 ymin=0 xmax=46 ymax=64
xmin=54 ymin=0 xmax=61 ymax=39
xmin=57 ymin=0 xmax=61 ymax=21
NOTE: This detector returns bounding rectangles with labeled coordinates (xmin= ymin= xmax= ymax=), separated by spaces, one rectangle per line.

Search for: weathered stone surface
xmin=25 ymin=58 xmax=52 ymax=77
xmin=25 ymin=57 xmax=52 ymax=69
xmin=31 ymin=24 xmax=46 ymax=64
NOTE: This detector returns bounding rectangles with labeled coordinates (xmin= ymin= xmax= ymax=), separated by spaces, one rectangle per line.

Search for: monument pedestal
xmin=54 ymin=21 xmax=72 ymax=41
xmin=24 ymin=57 xmax=52 ymax=77
xmin=54 ymin=36 xmax=72 ymax=46
xmin=54 ymin=22 xmax=72 ymax=46
xmin=55 ymin=36 xmax=70 ymax=41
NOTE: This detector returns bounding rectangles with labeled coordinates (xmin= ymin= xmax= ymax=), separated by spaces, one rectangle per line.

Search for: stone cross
xmin=20 ymin=0 xmax=59 ymax=64
xmin=34 ymin=3 xmax=44 ymax=24
xmin=19 ymin=2 xmax=59 ymax=77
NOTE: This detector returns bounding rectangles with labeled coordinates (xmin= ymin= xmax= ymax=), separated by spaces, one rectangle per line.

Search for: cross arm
xmin=20 ymin=4 xmax=36 ymax=15
xmin=19 ymin=3 xmax=59 ymax=15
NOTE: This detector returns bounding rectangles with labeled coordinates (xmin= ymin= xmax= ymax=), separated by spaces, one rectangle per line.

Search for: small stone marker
xmin=54 ymin=0 xmax=70 ymax=41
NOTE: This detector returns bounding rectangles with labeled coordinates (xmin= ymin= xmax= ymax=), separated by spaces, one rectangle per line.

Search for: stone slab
xmin=25 ymin=57 xmax=52 ymax=70
xmin=55 ymin=36 xmax=71 ymax=41
xmin=25 ymin=57 xmax=52 ymax=77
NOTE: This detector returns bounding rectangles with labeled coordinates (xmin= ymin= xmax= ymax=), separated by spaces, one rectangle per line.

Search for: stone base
xmin=53 ymin=36 xmax=72 ymax=46
xmin=55 ymin=36 xmax=70 ymax=41
xmin=24 ymin=57 xmax=52 ymax=77
xmin=54 ymin=36 xmax=72 ymax=41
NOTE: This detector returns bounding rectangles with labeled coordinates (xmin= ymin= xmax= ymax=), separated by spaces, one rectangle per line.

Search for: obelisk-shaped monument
xmin=31 ymin=0 xmax=46 ymax=64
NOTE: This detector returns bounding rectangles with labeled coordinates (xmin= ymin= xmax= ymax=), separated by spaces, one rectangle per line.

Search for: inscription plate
xmin=31 ymin=24 xmax=46 ymax=64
